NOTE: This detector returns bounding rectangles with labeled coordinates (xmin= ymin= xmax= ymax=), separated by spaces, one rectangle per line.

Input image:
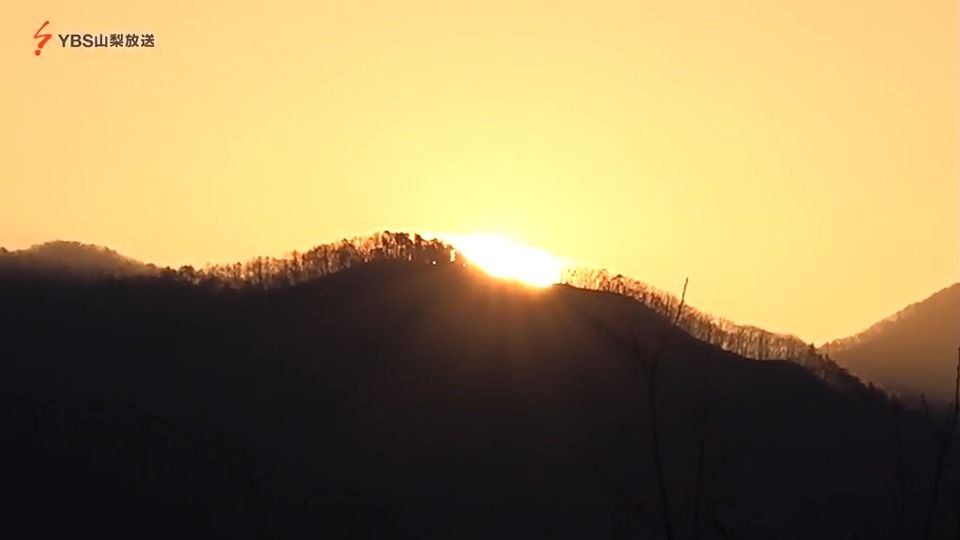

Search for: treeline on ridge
xmin=562 ymin=267 xmax=870 ymax=397
xmin=137 ymin=230 xmax=874 ymax=398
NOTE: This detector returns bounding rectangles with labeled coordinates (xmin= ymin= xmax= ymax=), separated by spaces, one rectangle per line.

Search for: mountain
xmin=0 ymin=255 xmax=951 ymax=539
xmin=822 ymin=283 xmax=960 ymax=404
xmin=0 ymin=241 xmax=157 ymax=280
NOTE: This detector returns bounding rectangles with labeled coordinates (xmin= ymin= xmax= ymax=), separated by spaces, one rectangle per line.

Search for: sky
xmin=1 ymin=1 xmax=957 ymax=344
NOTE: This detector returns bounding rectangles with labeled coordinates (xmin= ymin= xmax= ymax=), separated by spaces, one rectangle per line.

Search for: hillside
xmin=0 ymin=257 xmax=951 ymax=539
xmin=0 ymin=241 xmax=157 ymax=280
xmin=822 ymin=283 xmax=960 ymax=404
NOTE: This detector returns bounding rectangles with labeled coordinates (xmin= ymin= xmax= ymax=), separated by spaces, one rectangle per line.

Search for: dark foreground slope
xmin=0 ymin=263 xmax=951 ymax=539
xmin=823 ymin=283 xmax=960 ymax=404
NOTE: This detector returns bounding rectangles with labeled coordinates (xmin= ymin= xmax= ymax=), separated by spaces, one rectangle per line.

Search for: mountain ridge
xmin=0 ymin=256 xmax=942 ymax=538
xmin=0 ymin=240 xmax=157 ymax=280
xmin=2 ymin=233 xmax=839 ymax=375
xmin=820 ymin=282 xmax=960 ymax=404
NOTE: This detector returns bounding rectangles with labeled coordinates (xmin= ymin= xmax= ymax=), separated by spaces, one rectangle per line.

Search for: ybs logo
xmin=34 ymin=20 xmax=157 ymax=57
xmin=34 ymin=21 xmax=51 ymax=56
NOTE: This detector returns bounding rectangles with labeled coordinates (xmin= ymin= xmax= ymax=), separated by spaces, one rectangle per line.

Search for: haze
xmin=1 ymin=0 xmax=956 ymax=343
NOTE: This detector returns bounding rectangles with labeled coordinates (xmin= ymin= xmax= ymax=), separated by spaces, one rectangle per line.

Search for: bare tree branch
xmin=693 ymin=338 xmax=713 ymax=540
xmin=921 ymin=347 xmax=960 ymax=540
xmin=643 ymin=277 xmax=688 ymax=540
xmin=890 ymin=399 xmax=907 ymax=540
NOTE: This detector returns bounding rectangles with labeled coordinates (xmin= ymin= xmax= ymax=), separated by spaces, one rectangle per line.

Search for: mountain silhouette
xmin=0 ymin=242 xmax=954 ymax=539
xmin=822 ymin=283 xmax=960 ymax=405
xmin=0 ymin=241 xmax=157 ymax=280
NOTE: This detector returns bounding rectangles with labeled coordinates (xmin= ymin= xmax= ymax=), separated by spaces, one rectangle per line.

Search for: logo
xmin=34 ymin=20 xmax=51 ymax=56
xmin=33 ymin=20 xmax=157 ymax=57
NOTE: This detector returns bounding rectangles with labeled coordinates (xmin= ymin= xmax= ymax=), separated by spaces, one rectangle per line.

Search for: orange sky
xmin=1 ymin=1 xmax=957 ymax=344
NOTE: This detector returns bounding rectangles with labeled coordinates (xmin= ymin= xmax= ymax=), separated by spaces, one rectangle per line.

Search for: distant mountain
xmin=822 ymin=283 xmax=960 ymax=404
xmin=0 ymin=241 xmax=157 ymax=280
xmin=0 ymin=255 xmax=949 ymax=539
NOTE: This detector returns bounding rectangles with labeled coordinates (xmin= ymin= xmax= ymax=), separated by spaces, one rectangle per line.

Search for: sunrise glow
xmin=443 ymin=234 xmax=565 ymax=287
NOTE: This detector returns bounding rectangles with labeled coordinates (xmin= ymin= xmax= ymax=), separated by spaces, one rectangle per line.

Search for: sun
xmin=441 ymin=233 xmax=565 ymax=287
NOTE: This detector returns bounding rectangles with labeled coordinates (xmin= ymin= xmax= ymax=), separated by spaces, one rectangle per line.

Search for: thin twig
xmin=693 ymin=338 xmax=713 ymax=540
xmin=890 ymin=399 xmax=907 ymax=540
xmin=921 ymin=347 xmax=960 ymax=540
xmin=645 ymin=278 xmax=688 ymax=540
